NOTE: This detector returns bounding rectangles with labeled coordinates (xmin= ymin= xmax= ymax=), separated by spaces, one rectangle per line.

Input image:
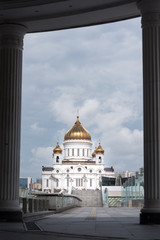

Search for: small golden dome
xmin=64 ymin=116 xmax=91 ymax=141
xmin=92 ymin=151 xmax=96 ymax=157
xmin=95 ymin=143 xmax=104 ymax=154
xmin=53 ymin=142 xmax=62 ymax=154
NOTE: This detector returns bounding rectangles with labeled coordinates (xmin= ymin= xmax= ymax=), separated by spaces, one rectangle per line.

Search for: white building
xmin=42 ymin=116 xmax=114 ymax=193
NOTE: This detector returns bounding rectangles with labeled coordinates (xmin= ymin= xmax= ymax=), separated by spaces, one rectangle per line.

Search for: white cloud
xmin=102 ymin=127 xmax=143 ymax=172
xmin=20 ymin=147 xmax=53 ymax=180
xmin=31 ymin=147 xmax=53 ymax=161
xmin=30 ymin=122 xmax=45 ymax=133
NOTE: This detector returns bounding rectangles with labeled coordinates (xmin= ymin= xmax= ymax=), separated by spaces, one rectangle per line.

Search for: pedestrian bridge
xmin=1 ymin=207 xmax=160 ymax=240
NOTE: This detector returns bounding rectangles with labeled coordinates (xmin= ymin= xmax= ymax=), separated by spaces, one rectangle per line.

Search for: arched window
xmin=87 ymin=149 xmax=89 ymax=157
xmin=56 ymin=156 xmax=59 ymax=163
xmin=67 ymin=178 xmax=69 ymax=187
xmin=76 ymin=178 xmax=84 ymax=187
xmin=46 ymin=179 xmax=49 ymax=187
xmin=90 ymin=179 xmax=92 ymax=187
xmin=72 ymin=149 xmax=74 ymax=156
xmin=99 ymin=156 xmax=102 ymax=163
xmin=56 ymin=179 xmax=59 ymax=187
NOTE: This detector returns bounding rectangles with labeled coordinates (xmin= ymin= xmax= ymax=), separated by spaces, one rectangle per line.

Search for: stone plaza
xmin=1 ymin=207 xmax=160 ymax=240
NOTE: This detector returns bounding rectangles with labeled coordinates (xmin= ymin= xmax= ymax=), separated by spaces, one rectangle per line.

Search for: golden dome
xmin=53 ymin=142 xmax=62 ymax=154
xmin=95 ymin=143 xmax=104 ymax=154
xmin=92 ymin=151 xmax=96 ymax=157
xmin=64 ymin=116 xmax=91 ymax=141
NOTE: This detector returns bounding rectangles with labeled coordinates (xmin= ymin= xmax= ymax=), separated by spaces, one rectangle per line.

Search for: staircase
xmin=72 ymin=189 xmax=103 ymax=207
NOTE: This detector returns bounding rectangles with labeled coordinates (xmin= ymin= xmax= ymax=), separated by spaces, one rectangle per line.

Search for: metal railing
xmin=20 ymin=197 xmax=49 ymax=213
xmin=122 ymin=172 xmax=144 ymax=207
xmin=19 ymin=188 xmax=82 ymax=213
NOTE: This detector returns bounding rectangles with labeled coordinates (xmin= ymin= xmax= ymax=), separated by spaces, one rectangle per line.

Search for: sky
xmin=20 ymin=17 xmax=143 ymax=181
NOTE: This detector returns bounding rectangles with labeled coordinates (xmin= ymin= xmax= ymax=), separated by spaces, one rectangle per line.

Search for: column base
xmin=0 ymin=211 xmax=22 ymax=222
xmin=140 ymin=212 xmax=160 ymax=224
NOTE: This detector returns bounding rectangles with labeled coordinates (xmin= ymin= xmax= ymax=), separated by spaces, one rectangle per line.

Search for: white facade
xmin=42 ymin=117 xmax=114 ymax=193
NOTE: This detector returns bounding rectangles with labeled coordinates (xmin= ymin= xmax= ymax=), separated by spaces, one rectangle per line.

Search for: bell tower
xmin=53 ymin=142 xmax=62 ymax=164
xmin=94 ymin=143 xmax=104 ymax=164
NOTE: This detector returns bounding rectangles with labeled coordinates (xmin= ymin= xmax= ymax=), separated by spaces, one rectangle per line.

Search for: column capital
xmin=137 ymin=0 xmax=160 ymax=14
xmin=0 ymin=23 xmax=27 ymax=50
xmin=137 ymin=0 xmax=160 ymax=28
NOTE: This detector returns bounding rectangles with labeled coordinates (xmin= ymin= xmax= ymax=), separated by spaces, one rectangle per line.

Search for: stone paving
xmin=35 ymin=207 xmax=160 ymax=239
xmin=1 ymin=207 xmax=160 ymax=240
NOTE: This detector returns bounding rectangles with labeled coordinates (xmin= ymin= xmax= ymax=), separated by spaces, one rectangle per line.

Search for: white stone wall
xmin=63 ymin=140 xmax=92 ymax=160
xmin=42 ymin=173 xmax=52 ymax=193
xmin=42 ymin=164 xmax=115 ymax=193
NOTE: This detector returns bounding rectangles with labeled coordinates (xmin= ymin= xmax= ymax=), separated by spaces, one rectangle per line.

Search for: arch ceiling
xmin=0 ymin=0 xmax=140 ymax=33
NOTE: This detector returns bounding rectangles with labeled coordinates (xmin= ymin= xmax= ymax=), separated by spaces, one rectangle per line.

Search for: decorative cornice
xmin=0 ymin=24 xmax=27 ymax=49
xmin=137 ymin=0 xmax=160 ymax=28
xmin=62 ymin=160 xmax=96 ymax=165
xmin=142 ymin=13 xmax=160 ymax=27
xmin=137 ymin=0 xmax=160 ymax=14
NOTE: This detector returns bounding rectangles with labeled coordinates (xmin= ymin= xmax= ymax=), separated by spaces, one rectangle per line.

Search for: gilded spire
xmin=64 ymin=115 xmax=91 ymax=141
xmin=77 ymin=109 xmax=79 ymax=121
xmin=95 ymin=142 xmax=104 ymax=154
xmin=53 ymin=142 xmax=62 ymax=154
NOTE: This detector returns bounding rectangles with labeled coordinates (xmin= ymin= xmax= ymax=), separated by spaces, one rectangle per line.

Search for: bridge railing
xmin=37 ymin=194 xmax=82 ymax=212
xmin=20 ymin=197 xmax=49 ymax=213
xmin=20 ymin=194 xmax=82 ymax=213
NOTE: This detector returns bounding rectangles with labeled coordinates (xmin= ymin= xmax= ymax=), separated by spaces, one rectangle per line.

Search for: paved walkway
xmin=1 ymin=207 xmax=160 ymax=240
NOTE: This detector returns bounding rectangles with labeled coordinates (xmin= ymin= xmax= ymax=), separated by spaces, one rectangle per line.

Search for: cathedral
xmin=42 ymin=115 xmax=114 ymax=193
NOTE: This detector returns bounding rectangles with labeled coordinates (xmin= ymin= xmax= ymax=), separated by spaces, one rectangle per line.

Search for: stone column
xmin=137 ymin=0 xmax=160 ymax=224
xmin=0 ymin=24 xmax=27 ymax=221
